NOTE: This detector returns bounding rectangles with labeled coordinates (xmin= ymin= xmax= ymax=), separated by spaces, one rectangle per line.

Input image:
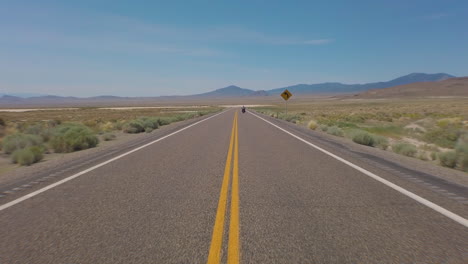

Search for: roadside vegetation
xmin=0 ymin=107 xmax=220 ymax=167
xmin=255 ymin=98 xmax=468 ymax=173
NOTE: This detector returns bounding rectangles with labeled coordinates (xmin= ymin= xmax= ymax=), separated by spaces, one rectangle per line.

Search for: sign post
xmin=280 ymin=89 xmax=293 ymax=115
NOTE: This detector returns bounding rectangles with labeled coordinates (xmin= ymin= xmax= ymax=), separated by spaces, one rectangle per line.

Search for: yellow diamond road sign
xmin=281 ymin=89 xmax=292 ymax=101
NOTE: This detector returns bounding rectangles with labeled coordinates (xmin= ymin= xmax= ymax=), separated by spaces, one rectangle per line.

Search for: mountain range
xmin=0 ymin=73 xmax=459 ymax=105
xmin=355 ymin=77 xmax=468 ymax=98
xmin=197 ymin=73 xmax=454 ymax=96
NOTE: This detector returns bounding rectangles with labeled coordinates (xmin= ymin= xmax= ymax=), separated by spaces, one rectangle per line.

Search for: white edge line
xmin=0 ymin=110 xmax=228 ymax=212
xmin=249 ymin=111 xmax=468 ymax=228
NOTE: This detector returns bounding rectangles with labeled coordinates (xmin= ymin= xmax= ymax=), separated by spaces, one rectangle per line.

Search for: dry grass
xmin=0 ymin=107 xmax=220 ymax=123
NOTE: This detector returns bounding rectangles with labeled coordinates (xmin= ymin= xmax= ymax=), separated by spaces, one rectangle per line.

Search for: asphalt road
xmin=0 ymin=109 xmax=467 ymax=263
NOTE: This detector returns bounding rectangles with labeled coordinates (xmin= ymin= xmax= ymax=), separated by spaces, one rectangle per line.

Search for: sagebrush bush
xmin=418 ymin=153 xmax=429 ymax=161
xmin=29 ymin=145 xmax=45 ymax=162
xmin=123 ymin=120 xmax=145 ymax=133
xmin=12 ymin=146 xmax=44 ymax=165
xmin=392 ymin=143 xmax=417 ymax=157
xmin=1 ymin=133 xmax=43 ymax=154
xmin=455 ymin=134 xmax=468 ymax=171
xmin=326 ymin=126 xmax=344 ymax=137
xmin=123 ymin=117 xmax=161 ymax=133
xmin=47 ymin=119 xmax=62 ymax=127
xmin=24 ymin=124 xmax=43 ymax=135
xmin=102 ymin=133 xmax=116 ymax=141
xmin=438 ymin=151 xmax=457 ymax=168
xmin=349 ymin=130 xmax=376 ymax=146
xmin=100 ymin=122 xmax=114 ymax=132
xmin=319 ymin=124 xmax=328 ymax=132
xmin=24 ymin=124 xmax=54 ymax=142
xmin=307 ymin=120 xmax=318 ymax=130
xmin=113 ymin=121 xmax=125 ymax=130
xmin=277 ymin=113 xmax=301 ymax=123
xmin=12 ymin=148 xmax=35 ymax=165
xmin=141 ymin=117 xmax=159 ymax=130
xmin=423 ymin=127 xmax=461 ymax=148
xmin=50 ymin=123 xmax=99 ymax=152
xmin=158 ymin=117 xmax=174 ymax=126
xmin=374 ymin=136 xmax=389 ymax=150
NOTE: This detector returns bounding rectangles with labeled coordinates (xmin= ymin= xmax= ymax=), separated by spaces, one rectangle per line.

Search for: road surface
xmin=0 ymin=109 xmax=467 ymax=263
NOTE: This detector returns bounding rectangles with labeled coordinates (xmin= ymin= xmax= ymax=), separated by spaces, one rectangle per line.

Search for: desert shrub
xmin=140 ymin=117 xmax=159 ymax=130
xmin=326 ymin=126 xmax=344 ymax=137
xmin=423 ymin=126 xmax=462 ymax=148
xmin=343 ymin=115 xmax=366 ymax=123
xmin=24 ymin=124 xmax=43 ymax=135
xmin=438 ymin=151 xmax=457 ymax=168
xmin=1 ymin=133 xmax=43 ymax=154
xmin=277 ymin=113 xmax=301 ymax=123
xmin=113 ymin=121 xmax=125 ymax=130
xmin=124 ymin=117 xmax=160 ymax=133
xmin=83 ymin=119 xmax=99 ymax=129
xmin=320 ymin=119 xmax=358 ymax=129
xmin=421 ymin=144 xmax=440 ymax=152
xmin=455 ymin=134 xmax=468 ymax=154
xmin=47 ymin=119 xmax=62 ymax=127
xmin=175 ymin=113 xmax=197 ymax=121
xmin=392 ymin=143 xmax=417 ymax=157
xmin=12 ymin=148 xmax=35 ymax=165
xmin=349 ymin=130 xmax=376 ymax=147
xmin=372 ymin=112 xmax=392 ymax=122
xmin=50 ymin=123 xmax=99 ymax=152
xmin=436 ymin=118 xmax=462 ymax=129
xmin=123 ymin=120 xmax=145 ymax=133
xmin=0 ymin=119 xmax=5 ymax=137
xmin=363 ymin=126 xmax=404 ymax=137
xmin=307 ymin=120 xmax=318 ymax=130
xmin=417 ymin=153 xmax=429 ymax=161
xmin=374 ymin=136 xmax=389 ymax=150
xmin=24 ymin=124 xmax=54 ymax=142
xmin=455 ymin=134 xmax=468 ymax=171
xmin=29 ymin=145 xmax=45 ymax=162
xmin=430 ymin=152 xmax=438 ymax=161
xmin=12 ymin=146 xmax=44 ymax=165
xmin=319 ymin=124 xmax=329 ymax=132
xmin=100 ymin=122 xmax=114 ymax=132
xmin=38 ymin=127 xmax=54 ymax=142
xmin=158 ymin=117 xmax=174 ymax=126
xmin=102 ymin=133 xmax=116 ymax=141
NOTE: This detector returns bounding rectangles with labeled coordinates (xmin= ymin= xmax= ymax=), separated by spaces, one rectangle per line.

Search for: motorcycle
xmin=241 ymin=107 xmax=246 ymax=113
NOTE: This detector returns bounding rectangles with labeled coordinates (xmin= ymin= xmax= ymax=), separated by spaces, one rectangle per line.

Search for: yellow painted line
xmin=207 ymin=112 xmax=237 ymax=264
xmin=228 ymin=112 xmax=240 ymax=264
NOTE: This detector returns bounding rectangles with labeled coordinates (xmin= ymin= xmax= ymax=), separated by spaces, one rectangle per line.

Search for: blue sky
xmin=1 ymin=0 xmax=467 ymax=96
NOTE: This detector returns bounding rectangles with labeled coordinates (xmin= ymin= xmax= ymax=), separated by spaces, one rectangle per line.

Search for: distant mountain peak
xmin=223 ymin=85 xmax=241 ymax=89
xmin=196 ymin=85 xmax=255 ymax=97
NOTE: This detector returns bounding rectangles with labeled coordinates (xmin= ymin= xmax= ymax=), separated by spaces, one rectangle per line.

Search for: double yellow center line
xmin=207 ymin=112 xmax=240 ymax=264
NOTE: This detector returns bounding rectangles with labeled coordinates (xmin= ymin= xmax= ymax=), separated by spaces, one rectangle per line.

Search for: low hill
xmin=355 ymin=77 xmax=468 ymax=98
xmin=267 ymin=73 xmax=455 ymax=95
xmin=194 ymin=85 xmax=256 ymax=97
